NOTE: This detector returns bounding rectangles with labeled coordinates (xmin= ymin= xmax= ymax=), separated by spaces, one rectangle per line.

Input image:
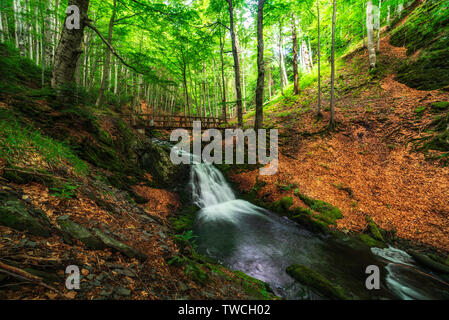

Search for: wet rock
xmin=136 ymin=140 xmax=189 ymax=187
xmin=100 ymin=289 xmax=113 ymax=296
xmin=286 ymin=264 xmax=350 ymax=300
xmin=92 ymin=228 xmax=147 ymax=260
xmin=87 ymin=274 xmax=95 ymax=281
xmin=139 ymin=215 xmax=156 ymax=224
xmin=105 ymin=263 xmax=123 ymax=269
xmin=408 ymin=250 xmax=449 ymax=274
xmin=143 ymin=231 xmax=153 ymax=237
xmin=115 ymin=287 xmax=131 ymax=296
xmin=0 ymin=200 xmax=51 ymax=237
xmin=57 ymin=216 xmax=104 ymax=250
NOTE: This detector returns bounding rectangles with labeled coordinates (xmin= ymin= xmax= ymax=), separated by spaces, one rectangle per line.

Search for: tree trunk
xmin=227 ymin=0 xmax=243 ymax=127
xmin=241 ymin=47 xmax=247 ymax=113
xmin=182 ymin=63 xmax=190 ymax=116
xmin=267 ymin=66 xmax=272 ymax=99
xmin=51 ymin=0 xmax=90 ymax=91
xmin=219 ymin=30 xmax=227 ymax=122
xmin=330 ymin=0 xmax=337 ymax=129
xmin=96 ymin=0 xmax=116 ymax=107
xmin=377 ymin=0 xmax=382 ymax=52
xmin=0 ymin=7 xmax=5 ymax=43
xmin=291 ymin=13 xmax=299 ymax=95
xmin=366 ymin=0 xmax=376 ymax=69
xmin=255 ymin=0 xmax=265 ymax=130
xmin=317 ymin=0 xmax=321 ymax=115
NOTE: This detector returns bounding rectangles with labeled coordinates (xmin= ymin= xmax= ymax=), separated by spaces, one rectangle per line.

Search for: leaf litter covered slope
xmin=0 ymin=119 xmax=267 ymax=301
xmin=231 ymin=35 xmax=449 ymax=252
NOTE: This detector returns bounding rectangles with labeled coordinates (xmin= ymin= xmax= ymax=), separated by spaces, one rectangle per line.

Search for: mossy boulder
xmin=290 ymin=213 xmax=330 ymax=234
xmin=286 ymin=264 xmax=350 ymax=300
xmin=56 ymin=215 xmax=104 ymax=250
xmin=92 ymin=228 xmax=147 ymax=260
xmin=365 ymin=216 xmax=384 ymax=242
xmin=296 ymin=193 xmax=342 ymax=225
xmin=136 ymin=141 xmax=188 ymax=187
xmin=0 ymin=200 xmax=51 ymax=237
xmin=273 ymin=196 xmax=294 ymax=212
xmin=359 ymin=234 xmax=387 ymax=249
xmin=408 ymin=250 xmax=449 ymax=274
xmin=430 ymin=101 xmax=449 ymax=112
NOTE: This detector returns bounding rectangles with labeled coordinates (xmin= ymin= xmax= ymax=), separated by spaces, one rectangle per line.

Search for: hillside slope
xmin=230 ymin=6 xmax=449 ymax=254
xmin=0 ymin=44 xmax=273 ymax=300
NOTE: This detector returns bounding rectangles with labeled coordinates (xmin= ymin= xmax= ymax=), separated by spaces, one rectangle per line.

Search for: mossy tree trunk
xmin=51 ymin=0 xmax=90 ymax=91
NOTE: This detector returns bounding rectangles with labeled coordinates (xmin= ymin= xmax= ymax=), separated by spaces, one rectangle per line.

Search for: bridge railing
xmin=122 ymin=114 xmax=231 ymax=129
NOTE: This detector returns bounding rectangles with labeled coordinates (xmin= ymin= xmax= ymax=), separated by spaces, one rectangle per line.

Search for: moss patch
xmin=295 ymin=193 xmax=343 ymax=225
xmin=286 ymin=264 xmax=350 ymax=300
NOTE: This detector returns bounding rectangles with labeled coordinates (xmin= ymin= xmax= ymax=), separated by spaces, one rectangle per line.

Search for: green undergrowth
xmin=412 ymin=109 xmax=449 ymax=164
xmin=0 ymin=110 xmax=89 ymax=175
xmin=390 ymin=0 xmax=449 ymax=89
xmin=0 ymin=42 xmax=45 ymax=95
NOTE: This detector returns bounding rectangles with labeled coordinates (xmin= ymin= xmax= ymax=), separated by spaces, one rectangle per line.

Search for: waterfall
xmin=190 ymin=163 xmax=235 ymax=208
xmin=190 ymin=162 xmax=268 ymax=224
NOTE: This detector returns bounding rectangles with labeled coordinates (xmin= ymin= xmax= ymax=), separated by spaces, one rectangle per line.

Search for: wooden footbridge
xmin=123 ymin=114 xmax=234 ymax=130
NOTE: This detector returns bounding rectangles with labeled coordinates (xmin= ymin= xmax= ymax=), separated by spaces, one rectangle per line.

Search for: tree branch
xmin=85 ymin=21 xmax=143 ymax=75
xmin=0 ymin=261 xmax=63 ymax=297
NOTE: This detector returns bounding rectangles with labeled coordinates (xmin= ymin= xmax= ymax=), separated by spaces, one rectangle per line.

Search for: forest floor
xmin=0 ymin=45 xmax=273 ymax=299
xmin=229 ymin=34 xmax=449 ymax=254
xmin=0 ymin=167 xmax=271 ymax=300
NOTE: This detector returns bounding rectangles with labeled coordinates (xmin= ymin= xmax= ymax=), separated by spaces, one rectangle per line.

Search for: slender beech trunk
xmin=227 ymin=0 xmax=243 ymax=127
xmin=267 ymin=66 xmax=272 ymax=99
xmin=219 ymin=30 xmax=227 ymax=122
xmin=317 ymin=0 xmax=321 ymax=115
xmin=202 ymin=64 xmax=207 ymax=117
xmin=330 ymin=0 xmax=337 ymax=129
xmin=0 ymin=12 xmax=4 ymax=43
xmin=291 ymin=13 xmax=299 ymax=95
xmin=366 ymin=0 xmax=376 ymax=69
xmin=255 ymin=0 xmax=265 ymax=130
xmin=96 ymin=0 xmax=116 ymax=107
xmin=241 ymin=47 xmax=247 ymax=113
xmin=377 ymin=0 xmax=382 ymax=52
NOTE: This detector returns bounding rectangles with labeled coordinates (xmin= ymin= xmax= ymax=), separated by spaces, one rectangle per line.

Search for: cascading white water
xmin=190 ymin=162 xmax=268 ymax=224
xmin=190 ymin=164 xmax=235 ymax=208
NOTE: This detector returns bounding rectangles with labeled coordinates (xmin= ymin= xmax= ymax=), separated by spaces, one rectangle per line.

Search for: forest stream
xmin=166 ymin=141 xmax=449 ymax=300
